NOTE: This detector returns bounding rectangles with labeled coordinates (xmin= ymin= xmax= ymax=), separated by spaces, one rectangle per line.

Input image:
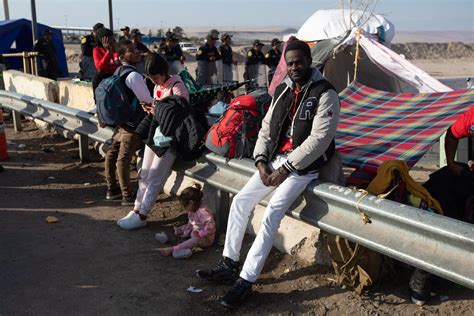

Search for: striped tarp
xmin=336 ymin=81 xmax=474 ymax=174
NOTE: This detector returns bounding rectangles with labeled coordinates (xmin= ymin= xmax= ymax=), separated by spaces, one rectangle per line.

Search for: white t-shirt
xmin=124 ymin=70 xmax=153 ymax=104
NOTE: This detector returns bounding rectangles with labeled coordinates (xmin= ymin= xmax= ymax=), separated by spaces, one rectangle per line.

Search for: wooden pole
xmin=353 ymin=29 xmax=361 ymax=83
xmin=3 ymin=0 xmax=10 ymax=20
xmin=108 ymin=0 xmax=114 ymax=31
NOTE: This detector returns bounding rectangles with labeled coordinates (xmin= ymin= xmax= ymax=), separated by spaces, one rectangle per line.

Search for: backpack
xmin=326 ymin=233 xmax=396 ymax=296
xmin=205 ymin=91 xmax=271 ymax=159
xmin=327 ymin=170 xmax=409 ymax=295
xmin=95 ymin=66 xmax=138 ymax=127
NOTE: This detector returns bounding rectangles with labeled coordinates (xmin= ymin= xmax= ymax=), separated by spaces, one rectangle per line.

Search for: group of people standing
xmin=78 ymin=25 xmax=283 ymax=93
xmin=80 ymin=23 xmax=151 ymax=81
xmin=195 ymin=33 xmax=283 ymax=90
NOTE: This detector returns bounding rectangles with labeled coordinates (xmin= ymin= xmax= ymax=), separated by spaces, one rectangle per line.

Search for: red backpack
xmin=205 ymin=94 xmax=267 ymax=159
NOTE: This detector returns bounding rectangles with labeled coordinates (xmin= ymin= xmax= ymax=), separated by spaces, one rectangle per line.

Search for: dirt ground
xmin=1 ymin=114 xmax=473 ymax=315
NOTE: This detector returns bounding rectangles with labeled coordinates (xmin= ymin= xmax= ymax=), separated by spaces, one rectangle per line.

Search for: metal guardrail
xmin=0 ymin=90 xmax=113 ymax=161
xmin=1 ymin=90 xmax=473 ymax=289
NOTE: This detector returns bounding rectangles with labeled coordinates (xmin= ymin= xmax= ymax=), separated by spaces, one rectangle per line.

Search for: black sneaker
xmin=196 ymin=257 xmax=240 ymax=283
xmin=106 ymin=189 xmax=122 ymax=201
xmin=409 ymin=268 xmax=433 ymax=306
xmin=121 ymin=196 xmax=135 ymax=206
xmin=220 ymin=278 xmax=253 ymax=309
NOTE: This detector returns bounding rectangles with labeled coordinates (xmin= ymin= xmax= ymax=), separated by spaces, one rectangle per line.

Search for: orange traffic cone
xmin=0 ymin=111 xmax=9 ymax=160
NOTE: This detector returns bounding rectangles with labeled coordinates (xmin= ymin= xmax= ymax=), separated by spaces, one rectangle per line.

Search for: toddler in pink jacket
xmin=160 ymin=184 xmax=216 ymax=258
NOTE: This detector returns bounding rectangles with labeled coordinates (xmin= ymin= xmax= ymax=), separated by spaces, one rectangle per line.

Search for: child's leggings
xmin=173 ymin=236 xmax=213 ymax=251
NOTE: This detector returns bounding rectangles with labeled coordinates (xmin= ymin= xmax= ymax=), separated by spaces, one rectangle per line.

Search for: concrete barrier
xmin=2 ymin=70 xmax=59 ymax=130
xmin=2 ymin=70 xmax=59 ymax=103
xmin=58 ymin=80 xmax=95 ymax=112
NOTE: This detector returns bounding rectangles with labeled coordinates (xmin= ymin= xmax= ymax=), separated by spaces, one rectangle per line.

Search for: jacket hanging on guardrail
xmin=135 ymin=95 xmax=208 ymax=160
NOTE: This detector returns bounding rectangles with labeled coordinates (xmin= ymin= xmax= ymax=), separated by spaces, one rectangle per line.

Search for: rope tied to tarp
xmin=353 ymin=28 xmax=362 ymax=83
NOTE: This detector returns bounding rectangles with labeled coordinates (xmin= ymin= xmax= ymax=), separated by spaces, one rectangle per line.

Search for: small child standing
xmin=160 ymin=184 xmax=216 ymax=258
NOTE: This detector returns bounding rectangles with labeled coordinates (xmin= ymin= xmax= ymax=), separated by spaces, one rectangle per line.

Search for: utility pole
xmin=108 ymin=0 xmax=114 ymax=31
xmin=31 ymin=0 xmax=38 ymax=43
xmin=3 ymin=0 xmax=10 ymax=20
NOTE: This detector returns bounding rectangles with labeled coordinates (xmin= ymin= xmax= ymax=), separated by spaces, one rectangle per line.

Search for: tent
xmin=0 ymin=18 xmax=68 ymax=77
xmin=297 ymin=8 xmax=395 ymax=43
xmin=274 ymin=9 xmax=450 ymax=95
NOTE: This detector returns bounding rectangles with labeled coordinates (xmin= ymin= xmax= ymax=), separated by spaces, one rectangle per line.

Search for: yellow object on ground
xmin=46 ymin=216 xmax=59 ymax=223
xmin=367 ymin=160 xmax=443 ymax=214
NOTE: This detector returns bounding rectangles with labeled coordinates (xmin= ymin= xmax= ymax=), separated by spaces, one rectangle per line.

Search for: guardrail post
xmin=12 ymin=110 xmax=22 ymax=132
xmin=78 ymin=134 xmax=89 ymax=162
xmin=215 ymin=189 xmax=230 ymax=235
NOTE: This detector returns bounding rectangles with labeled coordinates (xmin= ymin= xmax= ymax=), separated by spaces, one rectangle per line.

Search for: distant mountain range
xmin=393 ymin=31 xmax=474 ymax=43
xmin=140 ymin=26 xmax=473 ymax=43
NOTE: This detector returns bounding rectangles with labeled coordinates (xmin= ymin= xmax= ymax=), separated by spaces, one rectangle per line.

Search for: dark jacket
xmin=264 ymin=48 xmax=282 ymax=69
xmin=34 ymin=37 xmax=56 ymax=62
xmin=81 ymin=34 xmax=95 ymax=57
xmin=245 ymin=48 xmax=265 ymax=66
xmin=159 ymin=45 xmax=183 ymax=62
xmin=220 ymin=45 xmax=234 ymax=65
xmin=253 ymin=69 xmax=340 ymax=174
xmin=196 ymin=43 xmax=221 ymax=62
xmin=136 ymin=96 xmax=207 ymax=160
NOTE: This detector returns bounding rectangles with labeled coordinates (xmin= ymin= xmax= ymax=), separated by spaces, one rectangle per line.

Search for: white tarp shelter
xmin=297 ymin=9 xmax=395 ymax=43
xmin=272 ymin=9 xmax=450 ymax=95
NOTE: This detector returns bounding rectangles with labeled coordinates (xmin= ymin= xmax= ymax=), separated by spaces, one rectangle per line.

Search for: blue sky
xmin=1 ymin=0 xmax=473 ymax=31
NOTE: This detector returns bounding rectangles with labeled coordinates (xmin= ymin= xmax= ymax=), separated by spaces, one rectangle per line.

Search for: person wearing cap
xmin=92 ymin=27 xmax=121 ymax=99
xmin=159 ymin=33 xmax=185 ymax=75
xmin=219 ymin=33 xmax=237 ymax=82
xmin=244 ymin=40 xmax=265 ymax=91
xmin=79 ymin=23 xmax=103 ymax=80
xmin=119 ymin=26 xmax=131 ymax=41
xmin=33 ymin=29 xmax=58 ymax=80
xmin=130 ymin=29 xmax=150 ymax=55
xmin=104 ymin=39 xmax=154 ymax=207
xmin=130 ymin=29 xmax=150 ymax=73
xmin=196 ymin=34 xmax=221 ymax=85
xmin=265 ymin=38 xmax=282 ymax=84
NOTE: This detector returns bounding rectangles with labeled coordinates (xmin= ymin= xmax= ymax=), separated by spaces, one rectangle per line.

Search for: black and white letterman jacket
xmin=253 ymin=68 xmax=340 ymax=175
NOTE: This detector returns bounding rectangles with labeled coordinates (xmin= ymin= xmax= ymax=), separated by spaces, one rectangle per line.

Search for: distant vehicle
xmin=179 ymin=42 xmax=198 ymax=53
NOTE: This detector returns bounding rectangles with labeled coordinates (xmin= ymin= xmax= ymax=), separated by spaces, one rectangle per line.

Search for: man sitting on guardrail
xmin=197 ymin=40 xmax=341 ymax=309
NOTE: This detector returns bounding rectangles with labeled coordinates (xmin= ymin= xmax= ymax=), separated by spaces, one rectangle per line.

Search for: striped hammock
xmin=336 ymin=81 xmax=474 ymax=173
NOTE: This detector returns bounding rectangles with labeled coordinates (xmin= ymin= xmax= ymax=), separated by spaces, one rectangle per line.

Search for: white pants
xmin=134 ymin=145 xmax=176 ymax=216
xmin=223 ymin=155 xmax=318 ymax=283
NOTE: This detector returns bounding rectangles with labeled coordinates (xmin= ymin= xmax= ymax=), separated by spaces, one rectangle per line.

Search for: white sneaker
xmin=119 ymin=212 xmax=147 ymax=230
xmin=172 ymin=248 xmax=192 ymax=259
xmin=116 ymin=210 xmax=135 ymax=226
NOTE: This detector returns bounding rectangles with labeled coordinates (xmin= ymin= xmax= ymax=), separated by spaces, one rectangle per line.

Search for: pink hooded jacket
xmin=174 ymin=207 xmax=216 ymax=240
xmin=153 ymin=75 xmax=189 ymax=102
